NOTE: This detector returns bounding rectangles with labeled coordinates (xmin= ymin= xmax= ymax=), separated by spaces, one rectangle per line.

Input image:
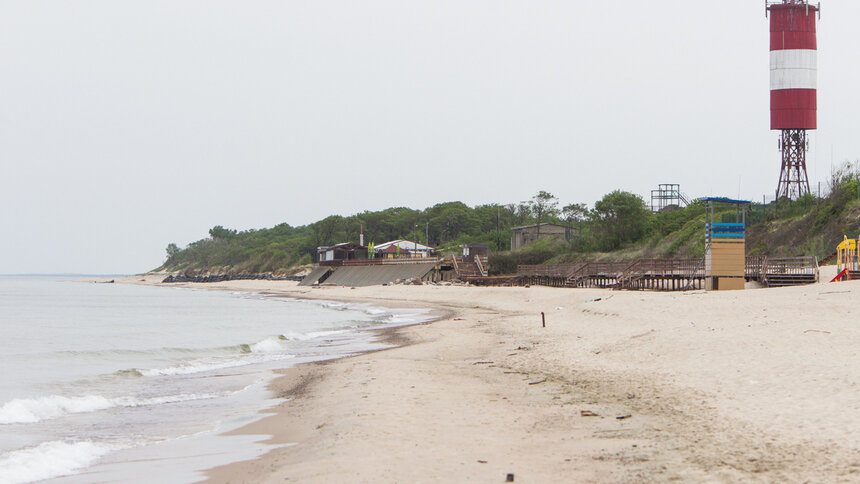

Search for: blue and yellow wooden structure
xmin=704 ymin=198 xmax=751 ymax=291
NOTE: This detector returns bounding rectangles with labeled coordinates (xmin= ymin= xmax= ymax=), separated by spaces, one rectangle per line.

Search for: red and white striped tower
xmin=767 ymin=0 xmax=819 ymax=199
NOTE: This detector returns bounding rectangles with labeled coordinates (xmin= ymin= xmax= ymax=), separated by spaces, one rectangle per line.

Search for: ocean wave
xmin=282 ymin=330 xmax=348 ymax=341
xmin=119 ymin=334 xmax=311 ymax=377
xmin=248 ymin=335 xmax=289 ymax=353
xmin=383 ymin=314 xmax=431 ymax=325
xmin=294 ymin=298 xmax=435 ymax=326
xmin=242 ymin=331 xmax=346 ymax=348
xmin=0 ymin=393 xmax=220 ymax=425
xmin=319 ymin=302 xmax=349 ymax=311
xmin=0 ymin=440 xmax=115 ymax=483
xmin=113 ymin=368 xmax=144 ymax=378
xmin=138 ymin=353 xmax=295 ymax=377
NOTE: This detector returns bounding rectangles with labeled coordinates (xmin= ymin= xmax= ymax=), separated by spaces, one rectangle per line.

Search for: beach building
xmin=317 ymin=243 xmax=368 ymax=263
xmin=510 ymin=223 xmax=570 ymax=250
xmin=373 ymin=240 xmax=435 ymax=259
xmin=301 ymin=240 xmax=464 ymax=287
xmin=302 ymin=240 xmax=444 ymax=287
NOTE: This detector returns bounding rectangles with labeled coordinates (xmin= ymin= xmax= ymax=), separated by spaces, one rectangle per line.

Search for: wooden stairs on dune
xmin=453 ymin=256 xmax=488 ymax=279
xmin=751 ymin=256 xmax=819 ymax=287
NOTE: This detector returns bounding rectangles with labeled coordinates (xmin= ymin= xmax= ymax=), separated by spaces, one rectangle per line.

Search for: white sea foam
xmin=139 ymin=353 xmax=295 ymax=377
xmin=0 ymin=440 xmax=115 ymax=484
xmin=300 ymin=330 xmax=347 ymax=340
xmin=249 ymin=336 xmax=286 ymax=353
xmin=385 ymin=314 xmax=427 ymax=324
xmin=320 ymin=302 xmax=348 ymax=311
xmin=135 ymin=333 xmax=312 ymax=376
xmin=296 ymin=298 xmax=435 ymax=327
xmin=362 ymin=306 xmax=388 ymax=315
xmin=310 ymin=329 xmax=348 ymax=337
xmin=0 ymin=393 xmax=221 ymax=425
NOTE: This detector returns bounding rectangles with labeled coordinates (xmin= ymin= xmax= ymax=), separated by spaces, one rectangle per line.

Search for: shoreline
xmin=202 ymin=323 xmax=427 ymax=484
xmin=119 ymin=275 xmax=463 ymax=481
xmin=121 ymin=272 xmax=860 ymax=482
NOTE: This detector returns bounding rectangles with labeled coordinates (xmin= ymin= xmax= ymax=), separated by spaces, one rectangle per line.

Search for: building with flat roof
xmin=317 ymin=243 xmax=368 ymax=263
xmin=510 ymin=223 xmax=570 ymax=250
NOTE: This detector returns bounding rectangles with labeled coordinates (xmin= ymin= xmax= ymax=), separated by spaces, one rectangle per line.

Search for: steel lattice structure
xmin=777 ymin=129 xmax=811 ymax=199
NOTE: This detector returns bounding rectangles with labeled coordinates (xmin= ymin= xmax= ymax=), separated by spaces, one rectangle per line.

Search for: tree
xmin=591 ymin=190 xmax=651 ymax=250
xmin=562 ymin=203 xmax=588 ymax=237
xmin=209 ymin=225 xmax=237 ymax=240
xmin=426 ymin=202 xmax=479 ymax=243
xmin=827 ymin=159 xmax=860 ymax=197
xmin=165 ymin=243 xmax=180 ymax=260
xmin=508 ymin=203 xmax=532 ymax=227
xmin=530 ymin=191 xmax=559 ymax=238
xmin=312 ymin=215 xmax=345 ymax=246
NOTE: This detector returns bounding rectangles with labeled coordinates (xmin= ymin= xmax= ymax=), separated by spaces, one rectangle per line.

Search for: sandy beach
xmin=127 ymin=269 xmax=860 ymax=483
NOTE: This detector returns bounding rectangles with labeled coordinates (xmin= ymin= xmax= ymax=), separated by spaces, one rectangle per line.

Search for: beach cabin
xmin=510 ymin=223 xmax=570 ymax=250
xmin=317 ymin=243 xmax=369 ymax=263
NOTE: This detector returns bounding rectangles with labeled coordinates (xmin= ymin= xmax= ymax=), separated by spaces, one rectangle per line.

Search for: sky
xmin=1 ymin=1 xmax=859 ymax=274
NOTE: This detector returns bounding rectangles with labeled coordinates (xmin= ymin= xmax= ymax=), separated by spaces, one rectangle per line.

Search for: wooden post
xmin=541 ymin=312 xmax=546 ymax=328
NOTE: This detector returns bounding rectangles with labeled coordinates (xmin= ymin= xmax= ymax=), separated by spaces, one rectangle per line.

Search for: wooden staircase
xmin=564 ymin=262 xmax=627 ymax=288
xmin=759 ymin=256 xmax=819 ymax=287
xmin=765 ymin=273 xmax=818 ymax=286
xmin=612 ymin=260 xmax=641 ymax=290
xmin=454 ymin=257 xmax=488 ymax=278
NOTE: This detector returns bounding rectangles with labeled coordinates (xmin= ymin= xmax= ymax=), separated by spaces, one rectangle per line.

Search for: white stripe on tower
xmin=770 ymin=49 xmax=817 ymax=90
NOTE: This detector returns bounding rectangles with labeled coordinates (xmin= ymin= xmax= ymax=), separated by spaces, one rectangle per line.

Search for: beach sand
xmin=127 ymin=269 xmax=860 ymax=482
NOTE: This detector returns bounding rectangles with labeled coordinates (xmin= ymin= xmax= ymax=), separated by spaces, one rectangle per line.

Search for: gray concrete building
xmin=510 ymin=223 xmax=570 ymax=250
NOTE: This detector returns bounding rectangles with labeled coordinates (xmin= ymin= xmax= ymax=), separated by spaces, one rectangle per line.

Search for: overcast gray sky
xmin=2 ymin=1 xmax=858 ymax=274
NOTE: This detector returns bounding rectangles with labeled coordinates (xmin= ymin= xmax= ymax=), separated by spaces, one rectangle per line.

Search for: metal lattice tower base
xmin=776 ymin=129 xmax=810 ymax=200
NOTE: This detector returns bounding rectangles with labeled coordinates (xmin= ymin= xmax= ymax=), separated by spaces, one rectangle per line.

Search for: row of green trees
xmin=160 ymin=189 xmax=678 ymax=274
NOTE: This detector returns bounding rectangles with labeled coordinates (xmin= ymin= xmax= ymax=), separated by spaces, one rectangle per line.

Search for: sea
xmin=0 ymin=276 xmax=433 ymax=484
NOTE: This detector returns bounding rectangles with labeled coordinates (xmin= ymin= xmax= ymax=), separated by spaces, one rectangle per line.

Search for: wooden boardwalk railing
xmin=744 ymin=255 xmax=819 ymax=286
xmin=516 ymin=258 xmax=708 ymax=291
xmin=504 ymin=255 xmax=818 ymax=291
xmin=566 ymin=262 xmax=630 ymax=288
xmin=516 ymin=263 xmax=583 ymax=287
xmin=475 ymin=256 xmax=488 ymax=277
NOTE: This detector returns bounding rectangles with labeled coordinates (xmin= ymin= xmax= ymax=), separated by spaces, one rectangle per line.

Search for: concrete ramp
xmin=322 ymin=263 xmax=436 ymax=287
xmin=298 ymin=266 xmax=333 ymax=286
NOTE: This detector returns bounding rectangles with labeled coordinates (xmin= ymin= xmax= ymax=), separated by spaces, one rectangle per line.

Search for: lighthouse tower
xmin=767 ymin=0 xmax=820 ymax=199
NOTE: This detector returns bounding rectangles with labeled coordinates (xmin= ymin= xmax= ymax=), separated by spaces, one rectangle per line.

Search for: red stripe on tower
xmin=769 ymin=1 xmax=818 ymax=130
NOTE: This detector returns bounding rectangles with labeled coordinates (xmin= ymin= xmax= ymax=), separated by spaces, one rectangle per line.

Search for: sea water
xmin=0 ymin=276 xmax=432 ymax=483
